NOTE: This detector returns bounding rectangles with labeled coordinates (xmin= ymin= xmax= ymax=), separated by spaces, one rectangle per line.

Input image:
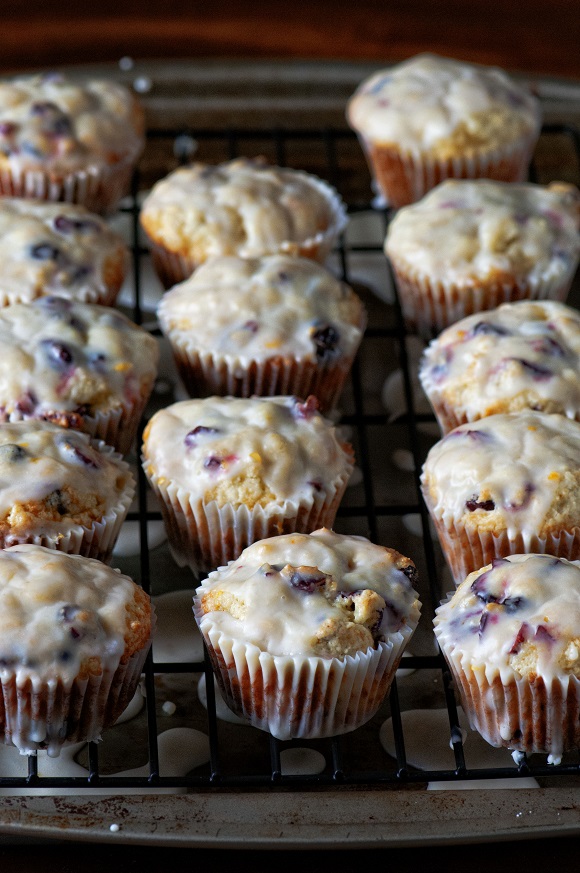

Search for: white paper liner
xmin=194 ymin=610 xmax=417 ymax=740
xmin=434 ymin=634 xmax=580 ymax=756
xmin=165 ymin=339 xmax=363 ymax=414
xmin=144 ymin=452 xmax=354 ymax=578
xmin=423 ymin=487 xmax=580 ymax=585
xmin=0 ymin=148 xmax=140 ymax=216
xmin=0 ymin=440 xmax=135 ymax=563
xmin=0 ymin=610 xmax=154 ymax=757
xmin=5 ymin=375 xmax=156 ymax=457
xmin=143 ymin=173 xmax=349 ymax=288
xmin=357 ymin=123 xmax=540 ymax=209
xmin=389 ymin=262 xmax=575 ymax=342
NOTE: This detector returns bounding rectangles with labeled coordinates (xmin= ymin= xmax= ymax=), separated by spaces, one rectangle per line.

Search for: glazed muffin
xmin=0 ymin=543 xmax=153 ymax=756
xmin=346 ymin=54 xmax=541 ymax=209
xmin=0 ymin=421 xmax=134 ymax=561
xmin=0 ymin=197 xmax=129 ymax=308
xmin=0 ymin=72 xmax=144 ymax=214
xmin=157 ymin=254 xmax=366 ymax=411
xmin=140 ymin=157 xmax=348 ymax=287
xmin=194 ymin=528 xmax=421 ymax=739
xmin=419 ymin=300 xmax=580 ymax=434
xmin=385 ymin=180 xmax=580 ymax=338
xmin=142 ymin=395 xmax=354 ymax=576
xmin=0 ymin=296 xmax=159 ymax=455
xmin=434 ymin=553 xmax=580 ymax=760
xmin=421 ymin=411 xmax=580 ymax=584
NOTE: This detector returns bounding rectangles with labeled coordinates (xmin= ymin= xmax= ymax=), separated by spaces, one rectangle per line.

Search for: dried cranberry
xmin=293 ymin=395 xmax=319 ymax=420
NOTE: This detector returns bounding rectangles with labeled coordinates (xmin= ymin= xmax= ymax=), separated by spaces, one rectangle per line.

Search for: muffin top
xmin=0 ymin=543 xmax=151 ymax=683
xmin=434 ymin=554 xmax=580 ymax=682
xmin=346 ymin=54 xmax=540 ymax=156
xmin=0 ymin=421 xmax=134 ymax=542
xmin=0 ymin=197 xmax=129 ymax=307
xmin=421 ymin=411 xmax=580 ymax=540
xmin=195 ymin=528 xmax=420 ymax=658
xmin=385 ymin=180 xmax=580 ymax=287
xmin=0 ymin=296 xmax=159 ymax=425
xmin=139 ymin=157 xmax=347 ymax=262
xmin=157 ymin=254 xmax=366 ymax=363
xmin=0 ymin=72 xmax=144 ymax=174
xmin=419 ymin=300 xmax=580 ymax=426
xmin=142 ymin=395 xmax=353 ymax=509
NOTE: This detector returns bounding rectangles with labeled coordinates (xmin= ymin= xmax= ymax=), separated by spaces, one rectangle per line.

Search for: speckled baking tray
xmin=0 ymin=61 xmax=579 ymax=846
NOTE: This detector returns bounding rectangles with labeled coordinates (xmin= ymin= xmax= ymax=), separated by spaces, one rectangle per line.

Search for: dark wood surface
xmin=2 ymin=0 xmax=579 ymax=79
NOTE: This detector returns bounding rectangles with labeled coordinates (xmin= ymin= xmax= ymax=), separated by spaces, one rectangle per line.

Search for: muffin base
xmin=145 ymin=451 xmax=354 ymax=578
xmin=194 ymin=617 xmax=417 ymax=740
xmin=0 ymin=639 xmax=151 ymax=757
xmin=0 ymin=150 xmax=140 ymax=216
xmin=426 ymin=504 xmax=580 ymax=585
xmin=359 ymin=129 xmax=539 ymax=210
xmin=389 ymin=264 xmax=574 ymax=342
xmin=436 ymin=644 xmax=580 ymax=758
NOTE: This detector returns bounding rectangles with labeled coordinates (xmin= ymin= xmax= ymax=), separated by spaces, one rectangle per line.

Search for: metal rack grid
xmin=1 ymin=122 xmax=580 ymax=799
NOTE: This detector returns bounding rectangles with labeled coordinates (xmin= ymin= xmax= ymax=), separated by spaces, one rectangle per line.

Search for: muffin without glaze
xmin=142 ymin=395 xmax=354 ymax=575
xmin=0 ymin=197 xmax=129 ymax=307
xmin=0 ymin=72 xmax=145 ymax=214
xmin=140 ymin=157 xmax=348 ymax=287
xmin=0 ymin=544 xmax=153 ymax=756
xmin=0 ymin=296 xmax=158 ymax=454
xmin=194 ymin=528 xmax=421 ymax=739
xmin=386 ymin=180 xmax=580 ymax=338
xmin=434 ymin=554 xmax=580 ymax=758
xmin=157 ymin=254 xmax=366 ymax=410
xmin=419 ymin=300 xmax=580 ymax=433
xmin=347 ymin=54 xmax=541 ymax=208
xmin=421 ymin=411 xmax=580 ymax=584
xmin=0 ymin=421 xmax=134 ymax=561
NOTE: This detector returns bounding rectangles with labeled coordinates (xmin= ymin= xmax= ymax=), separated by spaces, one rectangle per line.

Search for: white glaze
xmin=385 ymin=180 xmax=580 ymax=287
xmin=142 ymin=395 xmax=352 ymax=505
xmin=195 ymin=528 xmax=419 ymax=657
xmin=434 ymin=554 xmax=580 ymax=682
xmin=0 ymin=544 xmax=139 ymax=685
xmin=0 ymin=198 xmax=128 ymax=305
xmin=347 ymin=54 xmax=540 ymax=152
xmin=421 ymin=411 xmax=580 ymax=538
xmin=420 ymin=300 xmax=580 ymax=423
xmin=0 ymin=73 xmax=143 ymax=174
xmin=0 ymin=297 xmax=158 ymax=418
xmin=157 ymin=254 xmax=364 ymax=362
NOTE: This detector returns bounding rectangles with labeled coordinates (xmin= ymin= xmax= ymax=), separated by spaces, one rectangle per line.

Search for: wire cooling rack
xmin=0 ymin=122 xmax=579 ymax=845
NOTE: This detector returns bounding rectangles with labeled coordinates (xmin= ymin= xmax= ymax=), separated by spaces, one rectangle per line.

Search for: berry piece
xmin=0 ymin=444 xmax=28 ymax=462
xmin=54 ymin=214 xmax=99 ymax=234
xmin=284 ymin=565 xmax=330 ymax=593
xmin=184 ymin=425 xmax=219 ymax=448
xmin=465 ymin=496 xmax=495 ymax=512
xmin=58 ymin=437 xmax=101 ymax=469
xmin=41 ymin=339 xmax=74 ymax=370
xmin=311 ymin=324 xmax=340 ymax=359
xmin=30 ymin=242 xmax=61 ymax=261
xmin=509 ymin=358 xmax=553 ymax=381
xmin=470 ymin=321 xmax=510 ymax=338
xmin=293 ymin=395 xmax=319 ymax=420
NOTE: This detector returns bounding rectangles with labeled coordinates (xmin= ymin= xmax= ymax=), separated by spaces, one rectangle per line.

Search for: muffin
xmin=193 ymin=528 xmax=421 ymax=739
xmin=142 ymin=395 xmax=354 ymax=576
xmin=421 ymin=410 xmax=580 ymax=584
xmin=0 ymin=420 xmax=134 ymax=561
xmin=346 ymin=54 xmax=541 ymax=209
xmin=139 ymin=157 xmax=348 ymax=288
xmin=434 ymin=553 xmax=580 ymax=761
xmin=0 ymin=543 xmax=153 ymax=756
xmin=419 ymin=300 xmax=580 ymax=434
xmin=157 ymin=254 xmax=366 ymax=411
xmin=0 ymin=197 xmax=129 ymax=308
xmin=385 ymin=179 xmax=580 ymax=338
xmin=0 ymin=296 xmax=159 ymax=455
xmin=0 ymin=72 xmax=145 ymax=214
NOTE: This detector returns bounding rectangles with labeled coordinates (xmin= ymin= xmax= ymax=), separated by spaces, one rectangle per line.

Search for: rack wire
xmin=1 ymin=121 xmax=580 ymax=798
